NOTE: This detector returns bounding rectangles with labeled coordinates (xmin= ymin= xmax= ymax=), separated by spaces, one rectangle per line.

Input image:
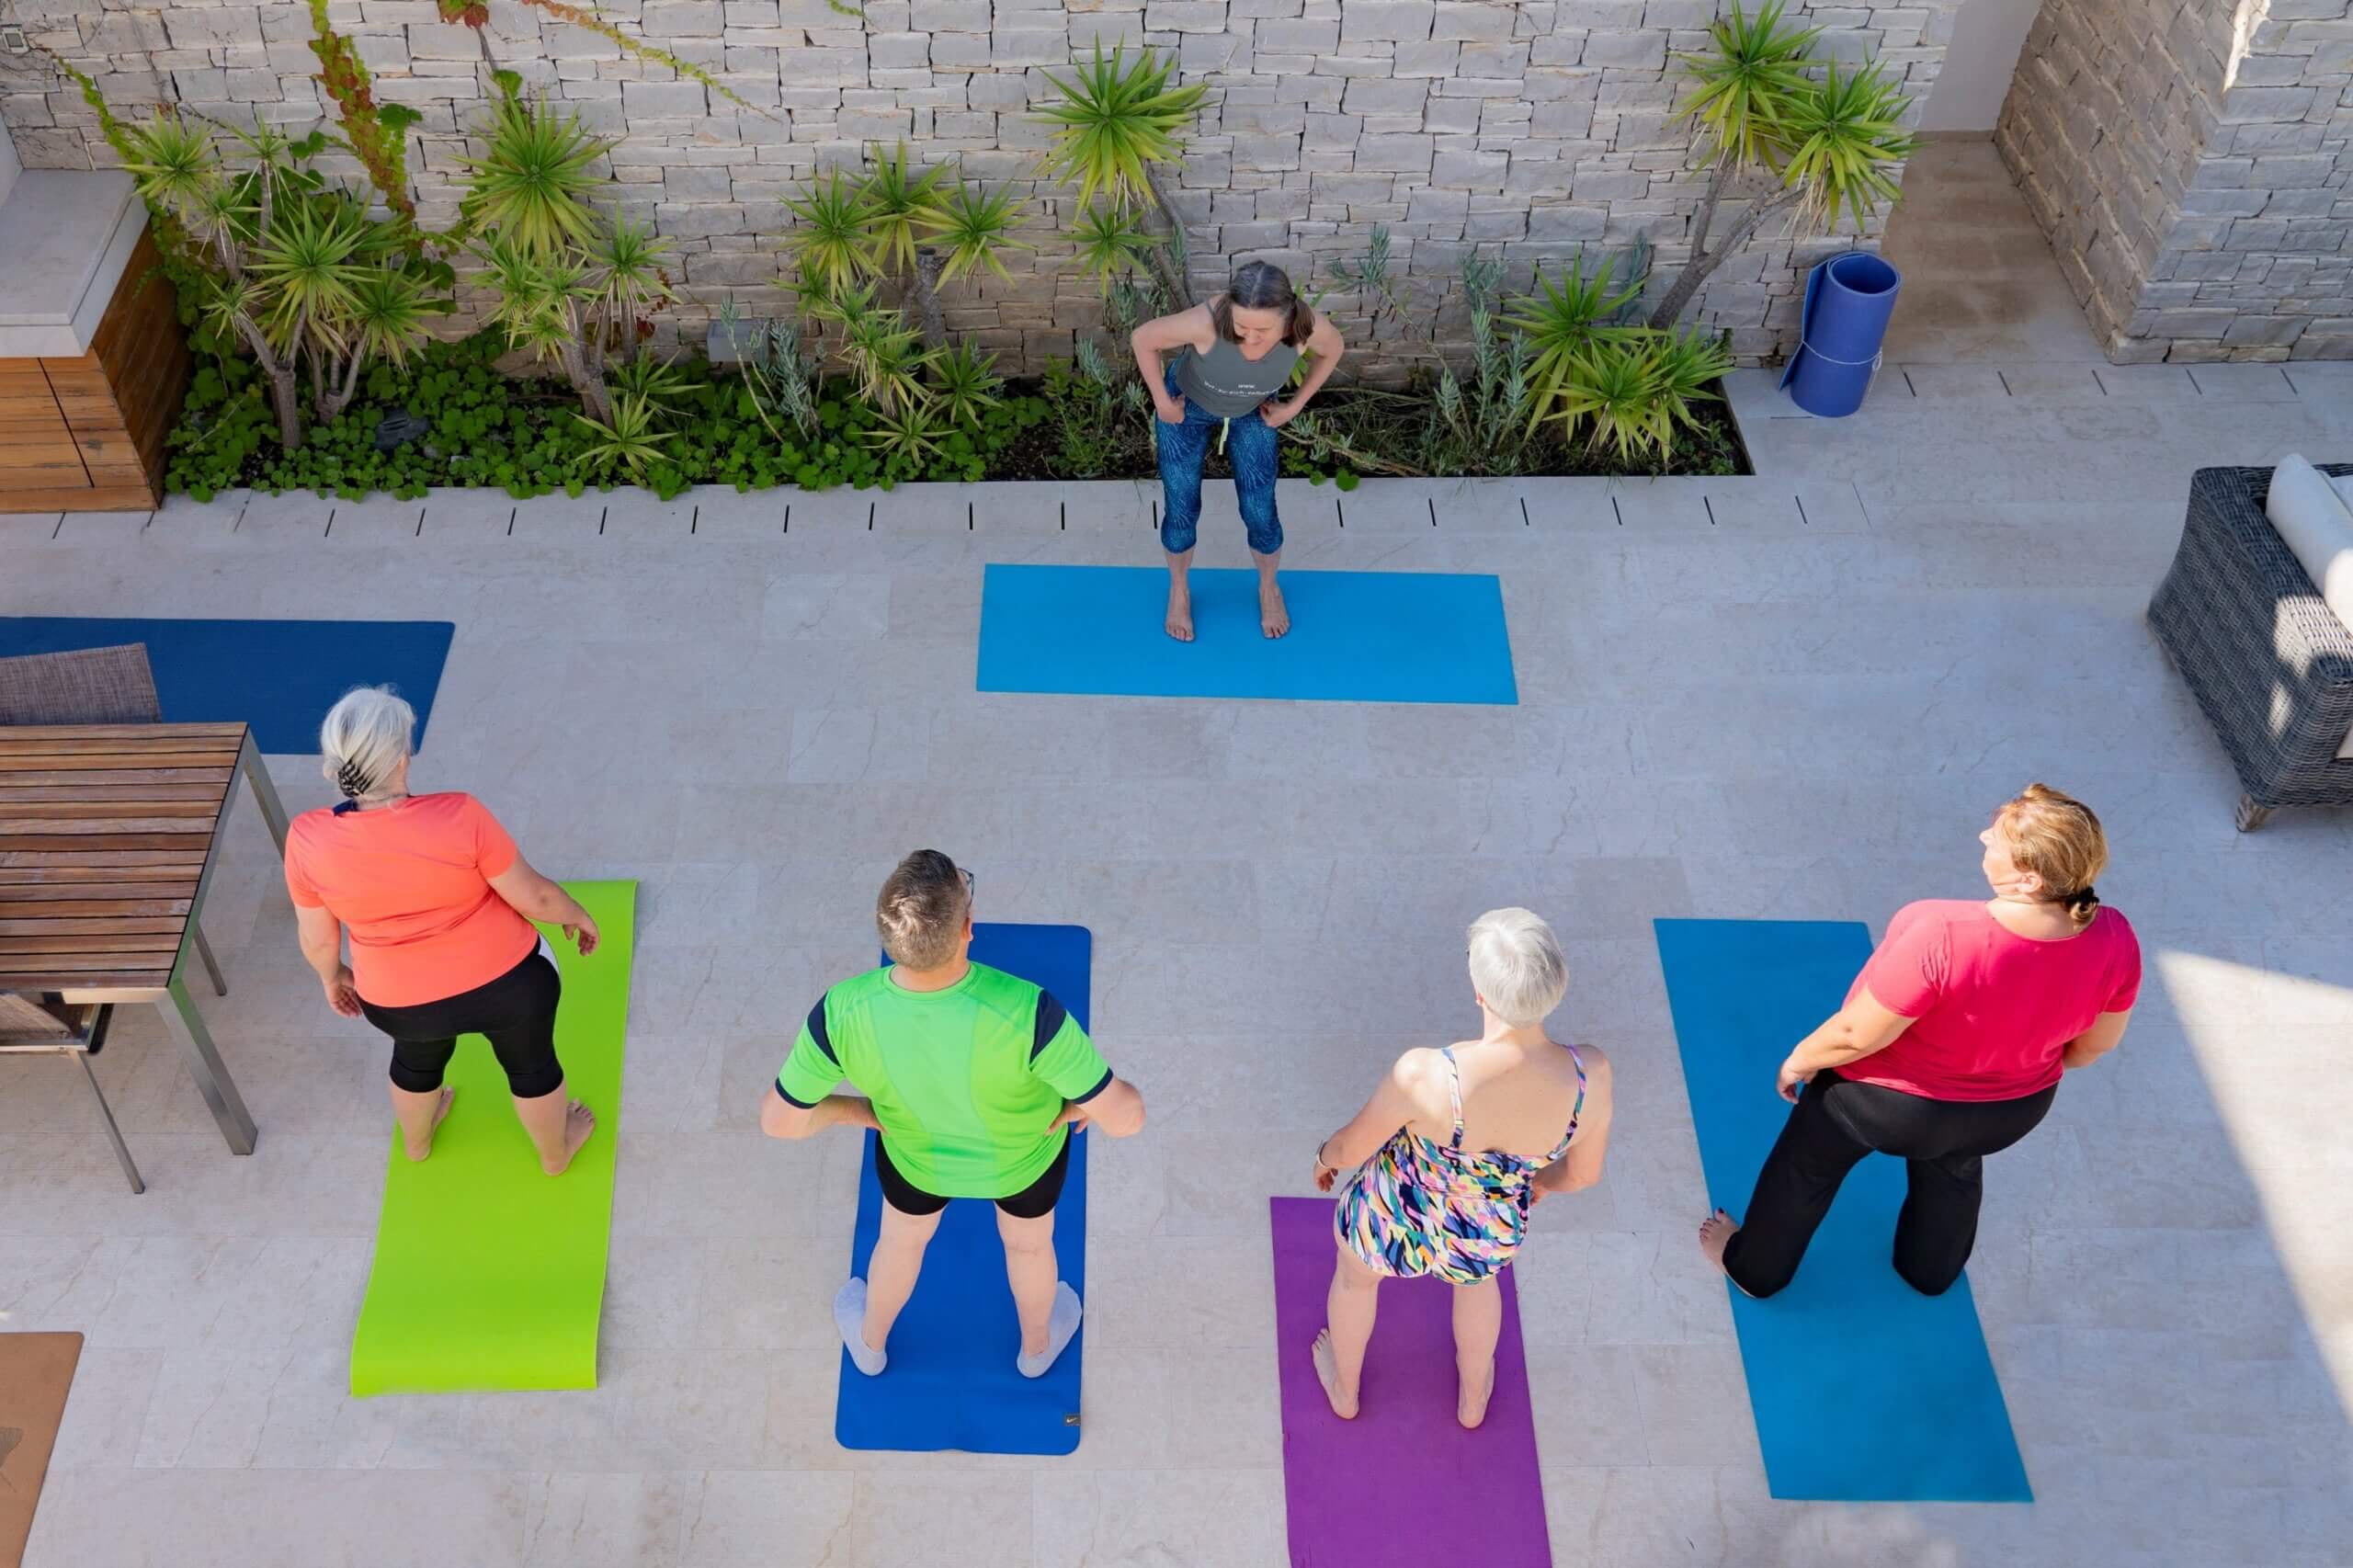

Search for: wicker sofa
xmin=2148 ymin=464 xmax=2353 ymax=830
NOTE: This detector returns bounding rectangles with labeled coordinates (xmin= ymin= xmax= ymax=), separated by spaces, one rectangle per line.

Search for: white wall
xmin=1920 ymin=0 xmax=2044 ymax=131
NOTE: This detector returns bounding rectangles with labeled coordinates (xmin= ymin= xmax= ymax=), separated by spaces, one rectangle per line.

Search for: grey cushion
xmin=0 ymin=643 xmax=162 ymax=725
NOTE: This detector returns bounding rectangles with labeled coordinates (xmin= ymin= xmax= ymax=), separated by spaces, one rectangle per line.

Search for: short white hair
xmin=1467 ymin=907 xmax=1567 ymax=1028
xmin=319 ymin=686 xmax=415 ymax=799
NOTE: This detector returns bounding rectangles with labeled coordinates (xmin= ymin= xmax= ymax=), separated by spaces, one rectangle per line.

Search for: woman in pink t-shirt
xmin=1699 ymin=785 xmax=2140 ymax=1298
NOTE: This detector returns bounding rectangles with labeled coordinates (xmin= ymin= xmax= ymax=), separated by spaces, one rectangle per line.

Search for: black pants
xmin=1722 ymin=1068 xmax=2056 ymax=1300
xmin=359 ymin=946 xmax=565 ymax=1100
xmin=875 ymin=1131 xmax=1072 ymax=1221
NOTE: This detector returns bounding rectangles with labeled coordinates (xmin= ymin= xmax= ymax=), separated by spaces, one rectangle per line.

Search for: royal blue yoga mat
xmin=976 ymin=564 xmax=1518 ymax=704
xmin=1654 ymin=918 xmax=2031 ymax=1502
xmin=835 ymin=922 xmax=1092 ymax=1455
xmin=1779 ymin=251 xmax=1901 ymax=418
xmin=0 ymin=617 xmax=454 ymax=754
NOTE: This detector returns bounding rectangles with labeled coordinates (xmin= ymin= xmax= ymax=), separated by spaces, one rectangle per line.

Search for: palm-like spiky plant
xmin=248 ymin=197 xmax=373 ymax=356
xmin=583 ymin=213 xmax=675 ymax=365
xmin=1507 ymin=253 xmax=1647 ymax=433
xmin=120 ymin=114 xmax=223 ymax=235
xmin=1069 ymin=200 xmax=1161 ymax=295
xmin=861 ymin=142 xmax=951 ymax=282
xmin=863 ymin=401 xmax=950 ymax=472
xmin=1548 ymin=327 xmax=1733 ymax=466
xmin=1648 ymin=1 xmax=1920 ymax=326
xmin=812 ymin=282 xmax=934 ymax=415
xmin=786 ymin=169 xmax=873 ymax=302
xmin=573 ymin=391 xmax=676 ymax=484
xmin=476 ymin=234 xmax=613 ymax=421
xmin=927 ymin=182 xmax=1031 ymax=287
xmin=459 ymin=75 xmax=612 ymax=258
xmin=1033 ymin=43 xmax=1206 ymax=304
xmin=929 ymin=341 xmax=1004 ymax=429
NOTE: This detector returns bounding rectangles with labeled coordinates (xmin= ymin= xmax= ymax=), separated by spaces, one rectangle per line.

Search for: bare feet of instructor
xmin=1165 ymin=577 xmax=1194 ymax=642
xmin=1260 ymin=577 xmax=1290 ymax=639
xmin=1698 ymin=1208 xmax=1757 ymax=1297
xmin=403 ymin=1085 xmax=455 ymax=1163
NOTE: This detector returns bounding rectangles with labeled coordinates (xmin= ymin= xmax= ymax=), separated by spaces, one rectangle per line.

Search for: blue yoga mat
xmin=835 ymin=922 xmax=1093 ymax=1455
xmin=0 ymin=617 xmax=454 ymax=754
xmin=976 ymin=564 xmax=1518 ymax=704
xmin=1654 ymin=918 xmax=2032 ymax=1503
xmin=1779 ymin=251 xmax=1901 ymax=419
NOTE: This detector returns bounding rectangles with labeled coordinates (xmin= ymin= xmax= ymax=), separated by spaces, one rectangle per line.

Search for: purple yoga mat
xmin=1268 ymin=1197 xmax=1553 ymax=1568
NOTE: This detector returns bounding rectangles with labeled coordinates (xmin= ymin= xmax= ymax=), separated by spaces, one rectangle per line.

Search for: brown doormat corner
xmin=0 ymin=1332 xmax=85 ymax=1568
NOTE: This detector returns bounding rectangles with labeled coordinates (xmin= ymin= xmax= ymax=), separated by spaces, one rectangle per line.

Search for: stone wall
xmin=1998 ymin=0 xmax=2353 ymax=362
xmin=0 ymin=0 xmax=1958 ymax=371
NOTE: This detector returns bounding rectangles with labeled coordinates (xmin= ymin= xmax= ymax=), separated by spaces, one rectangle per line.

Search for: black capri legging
xmin=359 ymin=944 xmax=565 ymax=1100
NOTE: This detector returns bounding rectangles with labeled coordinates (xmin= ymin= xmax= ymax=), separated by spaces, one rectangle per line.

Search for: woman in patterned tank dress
xmin=1129 ymin=261 xmax=1347 ymax=642
xmin=1311 ymin=908 xmax=1615 ymax=1427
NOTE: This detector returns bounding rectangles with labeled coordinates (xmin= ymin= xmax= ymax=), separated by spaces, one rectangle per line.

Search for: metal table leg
xmin=156 ymin=977 xmax=256 ymax=1155
xmin=235 ymin=731 xmax=290 ymax=854
xmin=192 ymin=924 xmax=229 ymax=997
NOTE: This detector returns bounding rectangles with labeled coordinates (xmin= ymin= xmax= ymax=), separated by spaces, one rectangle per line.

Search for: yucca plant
xmin=476 ymin=234 xmax=613 ymax=421
xmin=928 ymin=182 xmax=1031 ymax=287
xmin=1034 ymin=43 xmax=1206 ymax=306
xmin=313 ymin=261 xmax=440 ymax=421
xmin=459 ymin=73 xmax=611 ymax=258
xmin=573 ymin=391 xmax=676 ymax=484
xmin=812 ymin=282 xmax=933 ymax=415
xmin=1548 ymin=327 xmax=1733 ymax=467
xmin=608 ymin=351 xmax=694 ymax=415
xmin=1069 ymin=199 xmax=1161 ymax=295
xmin=863 ymin=401 xmax=950 ymax=471
xmin=583 ymin=214 xmax=675 ymax=365
xmin=857 ymin=142 xmax=957 ymax=347
xmin=785 ymin=169 xmax=873 ymax=303
xmin=929 ymin=341 xmax=1004 ymax=429
xmin=1648 ymin=1 xmax=1920 ymax=326
xmin=1508 ymin=251 xmax=1648 ymax=433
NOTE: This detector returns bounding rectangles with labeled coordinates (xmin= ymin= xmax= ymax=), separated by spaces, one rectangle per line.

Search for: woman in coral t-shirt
xmin=286 ymin=687 xmax=601 ymax=1175
xmin=1699 ymin=784 xmax=2140 ymax=1299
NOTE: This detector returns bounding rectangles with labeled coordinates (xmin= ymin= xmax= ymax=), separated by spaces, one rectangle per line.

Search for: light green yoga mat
xmin=348 ymin=881 xmax=635 ymax=1397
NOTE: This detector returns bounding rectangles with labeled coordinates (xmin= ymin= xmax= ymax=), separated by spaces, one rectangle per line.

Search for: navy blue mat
xmin=1654 ymin=918 xmax=2032 ymax=1502
xmin=836 ymin=922 xmax=1093 ymax=1455
xmin=976 ymin=564 xmax=1518 ymax=704
xmin=0 ymin=618 xmax=454 ymax=754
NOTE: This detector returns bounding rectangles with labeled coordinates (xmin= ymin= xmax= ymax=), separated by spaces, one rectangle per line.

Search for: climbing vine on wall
xmin=307 ymin=0 xmax=421 ymax=222
xmin=435 ymin=0 xmax=775 ymax=112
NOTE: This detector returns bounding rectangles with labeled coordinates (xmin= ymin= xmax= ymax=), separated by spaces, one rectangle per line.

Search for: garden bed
xmin=165 ymin=334 xmax=1750 ymax=505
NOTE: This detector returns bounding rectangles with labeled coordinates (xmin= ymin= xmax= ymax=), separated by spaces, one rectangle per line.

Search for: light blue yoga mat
xmin=1654 ymin=917 xmax=2032 ymax=1502
xmin=975 ymin=564 xmax=1518 ymax=704
xmin=835 ymin=922 xmax=1092 ymax=1455
xmin=0 ymin=617 xmax=454 ymax=754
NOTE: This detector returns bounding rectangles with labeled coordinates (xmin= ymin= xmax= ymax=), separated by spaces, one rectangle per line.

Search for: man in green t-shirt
xmin=759 ymin=849 xmax=1147 ymax=1379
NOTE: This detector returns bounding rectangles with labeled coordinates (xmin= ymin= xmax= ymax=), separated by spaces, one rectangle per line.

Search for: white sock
xmin=834 ymin=1278 xmax=886 ymax=1377
xmin=1016 ymin=1282 xmax=1083 ymax=1379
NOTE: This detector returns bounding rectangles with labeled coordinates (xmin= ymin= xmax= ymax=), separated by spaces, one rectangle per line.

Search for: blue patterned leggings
xmin=1154 ymin=368 xmax=1283 ymax=557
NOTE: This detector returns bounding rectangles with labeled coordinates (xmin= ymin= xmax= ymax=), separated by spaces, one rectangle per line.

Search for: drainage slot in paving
xmin=506 ymin=506 xmax=517 ymax=536
xmin=324 ymin=507 xmax=336 ymax=538
xmin=867 ymin=502 xmax=875 ymax=531
xmin=1335 ymin=499 xmax=1346 ymax=528
xmin=689 ymin=505 xmax=700 ymax=535
xmin=1793 ymin=494 xmax=1810 ymax=527
xmin=1519 ymin=496 xmax=1530 ymax=527
xmin=413 ymin=506 xmax=425 ymax=537
xmin=1701 ymin=495 xmax=1717 ymax=527
xmin=597 ymin=506 xmax=608 ymax=536
xmin=968 ymin=501 xmax=974 ymax=531
xmin=1609 ymin=494 xmax=1623 ymax=526
xmin=1059 ymin=500 xmax=1065 ymax=530
xmin=1427 ymin=497 xmax=1438 ymax=527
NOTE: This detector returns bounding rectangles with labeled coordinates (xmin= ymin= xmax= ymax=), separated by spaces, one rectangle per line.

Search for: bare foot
xmin=1459 ymin=1358 xmax=1495 ymax=1430
xmin=404 ymin=1086 xmax=455 ymax=1162
xmin=1259 ymin=578 xmax=1290 ymax=639
xmin=541 ymin=1099 xmax=597 ymax=1176
xmin=1311 ymin=1328 xmax=1358 ymax=1420
xmin=1698 ymin=1208 xmax=1756 ymax=1297
xmin=1165 ymin=579 xmax=1194 ymax=642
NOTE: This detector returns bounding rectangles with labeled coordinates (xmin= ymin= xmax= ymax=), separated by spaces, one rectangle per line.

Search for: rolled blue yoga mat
xmin=835 ymin=922 xmax=1094 ymax=1456
xmin=976 ymin=564 xmax=1518 ymax=705
xmin=1780 ymin=252 xmax=1901 ymax=418
xmin=0 ymin=617 xmax=455 ymax=754
xmin=1654 ymin=917 xmax=2032 ymax=1502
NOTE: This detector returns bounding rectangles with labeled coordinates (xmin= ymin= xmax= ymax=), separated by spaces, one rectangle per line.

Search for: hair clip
xmin=336 ymin=759 xmax=371 ymax=798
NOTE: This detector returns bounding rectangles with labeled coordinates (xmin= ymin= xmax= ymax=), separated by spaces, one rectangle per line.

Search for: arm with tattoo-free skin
xmin=1131 ymin=306 xmax=1211 ymax=424
xmin=1775 ymin=991 xmax=1916 ymax=1101
xmin=1311 ymin=1049 xmax=1446 ymax=1191
xmin=1258 ymin=312 xmax=1347 ymax=429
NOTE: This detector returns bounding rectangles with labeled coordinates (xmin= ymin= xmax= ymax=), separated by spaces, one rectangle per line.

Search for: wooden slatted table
xmin=0 ymin=722 xmax=290 ymax=1154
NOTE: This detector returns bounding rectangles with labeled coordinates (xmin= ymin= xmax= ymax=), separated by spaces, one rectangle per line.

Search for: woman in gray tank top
xmin=1129 ymin=262 xmax=1347 ymax=641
